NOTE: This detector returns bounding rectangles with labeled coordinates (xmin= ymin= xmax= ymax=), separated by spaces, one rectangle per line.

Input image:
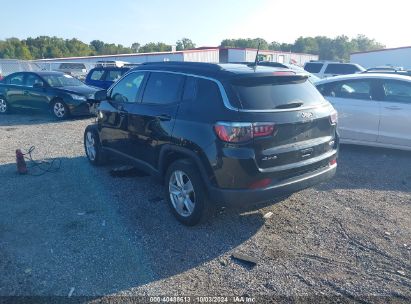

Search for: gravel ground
xmin=0 ymin=112 xmax=410 ymax=302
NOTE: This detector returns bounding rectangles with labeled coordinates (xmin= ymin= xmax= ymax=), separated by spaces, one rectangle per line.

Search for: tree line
xmin=0 ymin=35 xmax=383 ymax=62
xmin=220 ymin=35 xmax=384 ymax=61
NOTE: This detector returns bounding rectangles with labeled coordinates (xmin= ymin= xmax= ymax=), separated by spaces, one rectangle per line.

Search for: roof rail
xmin=141 ymin=61 xmax=223 ymax=71
xmin=309 ymin=60 xmax=341 ymax=63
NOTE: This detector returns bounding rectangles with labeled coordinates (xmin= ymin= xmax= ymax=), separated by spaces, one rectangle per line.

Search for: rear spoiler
xmin=230 ymin=72 xmax=309 ymax=86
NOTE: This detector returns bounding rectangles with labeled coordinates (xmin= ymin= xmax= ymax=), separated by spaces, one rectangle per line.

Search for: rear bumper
xmin=208 ymin=163 xmax=336 ymax=205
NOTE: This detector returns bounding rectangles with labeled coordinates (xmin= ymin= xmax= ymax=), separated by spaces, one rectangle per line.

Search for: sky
xmin=1 ymin=0 xmax=410 ymax=48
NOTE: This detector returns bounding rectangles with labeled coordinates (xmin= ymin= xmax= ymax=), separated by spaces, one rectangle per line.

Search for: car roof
xmin=131 ymin=62 xmax=299 ymax=81
xmin=91 ymin=66 xmax=130 ymax=70
xmin=7 ymin=71 xmax=66 ymax=77
xmin=315 ymin=73 xmax=411 ymax=85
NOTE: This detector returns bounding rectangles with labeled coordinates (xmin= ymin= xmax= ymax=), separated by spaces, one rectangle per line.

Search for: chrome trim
xmin=236 ymin=102 xmax=330 ymax=113
xmin=124 ymin=69 xmax=329 ymax=113
xmin=259 ymin=149 xmax=337 ymax=173
xmin=265 ymin=162 xmax=337 ymax=190
xmin=262 ymin=136 xmax=334 ymax=155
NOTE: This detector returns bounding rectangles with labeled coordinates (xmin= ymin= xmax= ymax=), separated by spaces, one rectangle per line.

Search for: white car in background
xmin=304 ymin=61 xmax=365 ymax=78
xmin=316 ymin=73 xmax=411 ymax=151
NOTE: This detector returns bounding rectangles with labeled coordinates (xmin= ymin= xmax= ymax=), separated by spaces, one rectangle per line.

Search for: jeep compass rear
xmin=84 ymin=62 xmax=338 ymax=225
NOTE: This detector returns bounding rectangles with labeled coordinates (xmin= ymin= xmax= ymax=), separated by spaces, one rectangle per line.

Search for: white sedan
xmin=316 ymin=73 xmax=411 ymax=151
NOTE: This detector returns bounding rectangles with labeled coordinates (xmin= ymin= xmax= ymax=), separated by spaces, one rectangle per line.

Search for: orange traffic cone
xmin=16 ymin=149 xmax=28 ymax=175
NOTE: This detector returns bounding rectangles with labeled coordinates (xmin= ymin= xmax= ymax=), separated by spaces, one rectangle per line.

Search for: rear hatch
xmin=223 ymin=73 xmax=337 ymax=180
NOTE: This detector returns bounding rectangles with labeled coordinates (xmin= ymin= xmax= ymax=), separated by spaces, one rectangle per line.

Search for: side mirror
xmin=94 ymin=89 xmax=108 ymax=101
xmin=33 ymin=82 xmax=45 ymax=88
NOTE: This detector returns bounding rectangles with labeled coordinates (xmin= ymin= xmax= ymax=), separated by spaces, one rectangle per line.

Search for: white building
xmin=34 ymin=48 xmax=220 ymax=65
xmin=350 ymin=46 xmax=411 ymax=69
xmin=219 ymin=48 xmax=318 ymax=65
xmin=33 ymin=47 xmax=317 ymax=67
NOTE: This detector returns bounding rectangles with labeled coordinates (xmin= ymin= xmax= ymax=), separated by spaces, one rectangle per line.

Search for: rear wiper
xmin=275 ymin=102 xmax=304 ymax=109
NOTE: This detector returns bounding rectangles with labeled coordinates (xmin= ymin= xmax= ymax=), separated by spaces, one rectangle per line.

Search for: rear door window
xmin=25 ymin=74 xmax=44 ymax=87
xmin=182 ymin=76 xmax=198 ymax=101
xmin=105 ymin=70 xmax=123 ymax=82
xmin=325 ymin=64 xmax=358 ymax=75
xmin=304 ymin=63 xmax=323 ymax=73
xmin=142 ymin=72 xmax=184 ymax=105
xmin=229 ymin=77 xmax=325 ymax=110
xmin=90 ymin=70 xmax=104 ymax=80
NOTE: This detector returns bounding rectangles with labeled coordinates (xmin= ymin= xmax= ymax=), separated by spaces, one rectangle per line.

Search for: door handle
xmin=23 ymin=91 xmax=29 ymax=95
xmin=384 ymin=106 xmax=401 ymax=110
xmin=156 ymin=114 xmax=171 ymax=121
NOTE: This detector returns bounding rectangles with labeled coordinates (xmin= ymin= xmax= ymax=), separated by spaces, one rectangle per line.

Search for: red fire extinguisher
xmin=16 ymin=149 xmax=28 ymax=174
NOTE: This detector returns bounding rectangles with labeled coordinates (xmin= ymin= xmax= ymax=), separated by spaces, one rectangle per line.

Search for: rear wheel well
xmin=50 ymin=97 xmax=64 ymax=107
xmin=159 ymin=147 xmax=215 ymax=192
xmin=161 ymin=151 xmax=191 ymax=177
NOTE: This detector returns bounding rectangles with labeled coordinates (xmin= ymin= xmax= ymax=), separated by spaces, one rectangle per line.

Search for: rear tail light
xmin=330 ymin=111 xmax=338 ymax=125
xmin=214 ymin=122 xmax=276 ymax=143
xmin=329 ymin=159 xmax=337 ymax=166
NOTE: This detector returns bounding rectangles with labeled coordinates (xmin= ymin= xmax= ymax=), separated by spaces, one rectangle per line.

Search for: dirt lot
xmin=0 ymin=112 xmax=410 ymax=302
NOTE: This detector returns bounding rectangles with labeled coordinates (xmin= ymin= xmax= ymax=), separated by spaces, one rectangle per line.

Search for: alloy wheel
xmin=0 ymin=99 xmax=7 ymax=113
xmin=85 ymin=131 xmax=96 ymax=161
xmin=53 ymin=102 xmax=65 ymax=118
xmin=169 ymin=170 xmax=196 ymax=217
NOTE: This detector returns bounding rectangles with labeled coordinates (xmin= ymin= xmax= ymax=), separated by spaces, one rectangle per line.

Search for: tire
xmin=50 ymin=99 xmax=69 ymax=119
xmin=0 ymin=97 xmax=9 ymax=114
xmin=165 ymin=159 xmax=212 ymax=226
xmin=84 ymin=125 xmax=106 ymax=166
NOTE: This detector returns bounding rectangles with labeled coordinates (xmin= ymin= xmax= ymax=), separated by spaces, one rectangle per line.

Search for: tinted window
xmin=90 ymin=70 xmax=104 ymax=80
xmin=323 ymin=80 xmax=372 ymax=100
xmin=383 ymin=80 xmax=411 ymax=103
xmin=230 ymin=77 xmax=324 ymax=110
xmin=325 ymin=64 xmax=358 ymax=75
xmin=25 ymin=74 xmax=44 ymax=87
xmin=106 ymin=70 xmax=123 ymax=82
xmin=196 ymin=78 xmax=222 ymax=104
xmin=8 ymin=73 xmax=24 ymax=85
xmin=182 ymin=76 xmax=197 ymax=101
xmin=142 ymin=72 xmax=184 ymax=104
xmin=43 ymin=74 xmax=83 ymax=87
xmin=304 ymin=63 xmax=323 ymax=73
xmin=110 ymin=72 xmax=145 ymax=103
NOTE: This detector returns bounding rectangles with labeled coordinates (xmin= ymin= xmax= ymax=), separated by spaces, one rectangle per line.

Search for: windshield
xmin=43 ymin=74 xmax=84 ymax=87
xmin=229 ymin=76 xmax=326 ymax=110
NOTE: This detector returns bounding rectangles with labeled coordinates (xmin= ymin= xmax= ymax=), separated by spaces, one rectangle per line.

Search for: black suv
xmin=84 ymin=62 xmax=338 ymax=225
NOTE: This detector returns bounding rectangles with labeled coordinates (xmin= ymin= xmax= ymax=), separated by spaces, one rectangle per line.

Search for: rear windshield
xmin=324 ymin=64 xmax=360 ymax=74
xmin=229 ymin=76 xmax=325 ymax=110
xmin=59 ymin=63 xmax=86 ymax=70
xmin=304 ymin=63 xmax=323 ymax=73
